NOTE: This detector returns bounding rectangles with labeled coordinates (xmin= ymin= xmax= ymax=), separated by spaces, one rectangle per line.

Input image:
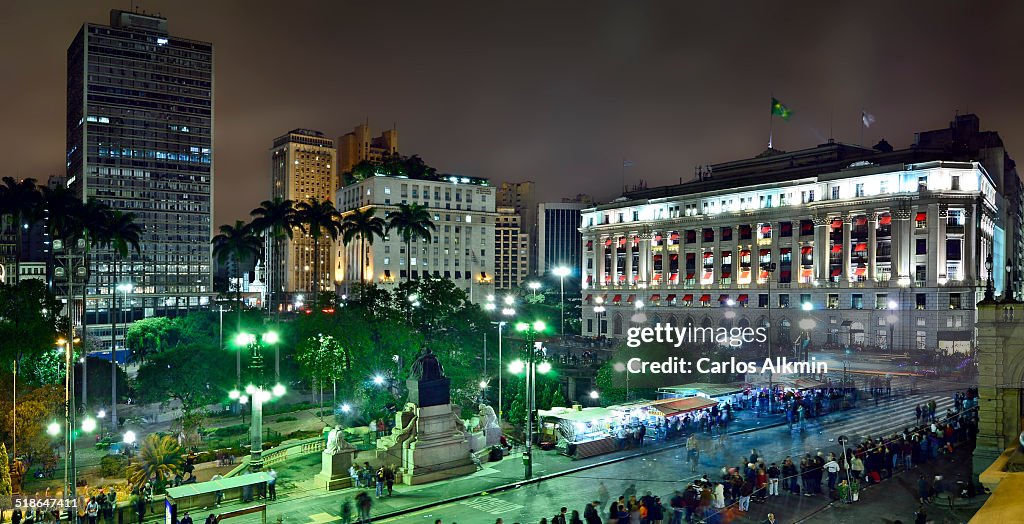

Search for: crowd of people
xmin=477 ymin=388 xmax=979 ymax=524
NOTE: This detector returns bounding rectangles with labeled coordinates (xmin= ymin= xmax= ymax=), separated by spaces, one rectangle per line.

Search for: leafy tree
xmin=296 ymin=333 xmax=345 ymax=419
xmin=593 ymin=361 xmax=628 ymax=405
xmin=211 ymin=220 xmax=262 ymax=313
xmin=0 ymin=384 xmax=62 ymax=462
xmin=385 ymin=203 xmax=436 ymax=283
xmin=0 ymin=443 xmax=10 ymax=501
xmin=339 ymin=207 xmax=386 ymax=284
xmin=0 ymin=280 xmax=63 ymax=371
xmin=293 ymin=199 xmax=340 ymax=305
xmin=250 ymin=197 xmax=298 ymax=314
xmin=135 ymin=343 xmax=233 ymax=412
xmin=124 ymin=317 xmax=178 ymax=363
xmin=77 ymin=355 xmax=130 ymax=406
xmin=126 ymin=434 xmax=183 ymax=491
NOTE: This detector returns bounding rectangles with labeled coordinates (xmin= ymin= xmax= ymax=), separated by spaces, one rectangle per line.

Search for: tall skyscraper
xmin=537 ymin=201 xmax=585 ymax=275
xmin=66 ymin=10 xmax=213 ymax=346
xmin=336 ymin=123 xmax=399 ymax=184
xmin=269 ymin=129 xmax=337 ymax=304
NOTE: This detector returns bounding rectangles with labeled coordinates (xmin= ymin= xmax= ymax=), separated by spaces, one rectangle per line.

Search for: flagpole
xmin=860 ymin=108 xmax=865 ymax=147
xmin=768 ymin=95 xmax=775 ymax=149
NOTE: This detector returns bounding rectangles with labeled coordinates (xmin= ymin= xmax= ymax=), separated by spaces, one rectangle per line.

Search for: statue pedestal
xmin=402 ymin=404 xmax=474 ymax=485
xmin=313 ymin=449 xmax=354 ymax=491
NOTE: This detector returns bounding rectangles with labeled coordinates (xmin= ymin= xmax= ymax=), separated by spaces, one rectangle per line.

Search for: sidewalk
xmin=158 ymin=407 xmax=792 ymax=523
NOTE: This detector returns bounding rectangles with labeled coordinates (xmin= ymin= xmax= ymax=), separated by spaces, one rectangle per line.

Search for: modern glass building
xmin=66 ymin=10 xmax=213 ymax=348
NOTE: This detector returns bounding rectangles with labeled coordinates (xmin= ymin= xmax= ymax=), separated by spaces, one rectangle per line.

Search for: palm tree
xmin=211 ymin=221 xmax=262 ymax=312
xmin=100 ymin=209 xmax=142 ymax=430
xmin=339 ymin=207 xmax=386 ymax=284
xmin=250 ymin=198 xmax=297 ymax=313
xmin=126 ymin=434 xmax=184 ymax=491
xmin=293 ymin=199 xmax=340 ymax=306
xmin=386 ymin=203 xmax=437 ymax=283
xmin=0 ymin=177 xmax=41 ymax=282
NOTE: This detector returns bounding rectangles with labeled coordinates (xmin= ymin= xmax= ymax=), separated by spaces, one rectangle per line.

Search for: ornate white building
xmin=581 ymin=141 xmax=1010 ymax=354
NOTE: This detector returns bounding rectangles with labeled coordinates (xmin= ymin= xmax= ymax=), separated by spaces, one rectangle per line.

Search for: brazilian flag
xmin=771 ymin=98 xmax=792 ymax=120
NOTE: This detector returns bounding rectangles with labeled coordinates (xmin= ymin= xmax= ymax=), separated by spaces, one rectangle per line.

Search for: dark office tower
xmin=66 ymin=10 xmax=213 ymax=348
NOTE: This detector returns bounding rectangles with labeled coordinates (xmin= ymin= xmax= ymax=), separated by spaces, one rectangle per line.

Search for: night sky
xmin=3 ymin=1 xmax=1023 ymax=226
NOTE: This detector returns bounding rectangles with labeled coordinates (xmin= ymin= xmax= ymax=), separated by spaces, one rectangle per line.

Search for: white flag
xmin=862 ymin=111 xmax=876 ymax=128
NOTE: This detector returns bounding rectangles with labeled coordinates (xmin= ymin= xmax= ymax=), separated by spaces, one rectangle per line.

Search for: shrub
xmin=100 ymin=454 xmax=130 ymax=477
xmin=274 ymin=415 xmax=297 ymax=423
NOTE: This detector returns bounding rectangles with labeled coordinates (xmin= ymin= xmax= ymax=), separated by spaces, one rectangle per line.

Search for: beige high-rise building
xmin=497 ymin=181 xmax=538 ymax=275
xmin=495 ymin=206 xmax=529 ymax=289
xmin=337 ymin=123 xmax=399 ymax=183
xmin=270 ymin=129 xmax=337 ymax=305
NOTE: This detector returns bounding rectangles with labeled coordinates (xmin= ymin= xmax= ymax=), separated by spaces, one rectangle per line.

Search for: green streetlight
xmin=233 ymin=330 xmax=282 ymax=472
xmin=509 ymin=320 xmax=549 ymax=480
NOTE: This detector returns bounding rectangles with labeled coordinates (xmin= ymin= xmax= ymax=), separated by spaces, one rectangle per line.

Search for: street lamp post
xmin=232 ymin=331 xmax=283 ymax=472
xmin=594 ymin=296 xmax=606 ymax=338
xmin=510 ymin=320 xmax=549 ymax=480
xmin=111 ymin=282 xmax=133 ymax=432
xmin=553 ymin=267 xmax=571 ymax=336
xmin=487 ymin=298 xmax=515 ymax=422
xmin=528 ymin=281 xmax=541 ymax=296
xmin=761 ymin=262 xmax=776 ymax=414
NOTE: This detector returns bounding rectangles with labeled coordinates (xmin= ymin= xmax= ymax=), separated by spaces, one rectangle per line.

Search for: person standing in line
xmin=767 ymin=463 xmax=781 ymax=497
xmin=583 ymin=501 xmax=602 ymax=524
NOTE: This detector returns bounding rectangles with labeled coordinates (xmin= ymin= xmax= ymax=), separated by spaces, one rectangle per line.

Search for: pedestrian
xmin=385 ymin=465 xmax=396 ymax=496
xmin=354 ymin=492 xmax=372 ymax=524
xmin=86 ymin=498 xmax=99 ymax=524
xmin=914 ymin=505 xmax=927 ymax=524
xmin=349 ymin=465 xmax=361 ymax=488
xmin=268 ymin=469 xmax=277 ymax=501
xmin=180 ymin=512 xmax=193 ymax=524
xmin=597 ymin=482 xmax=610 ymax=508
xmin=340 ymin=500 xmax=353 ymax=524
xmin=375 ymin=466 xmax=386 ymax=497
xmin=569 ymin=509 xmax=583 ymax=524
xmin=738 ymin=479 xmax=753 ymax=512
xmin=552 ymin=507 xmax=567 ymax=524
xmin=824 ymin=455 xmax=840 ymax=491
xmin=205 ymin=515 xmax=216 ymax=524
xmin=133 ymin=492 xmax=146 ymax=524
xmin=767 ymin=463 xmax=780 ymax=497
xmin=764 ymin=512 xmax=776 ymax=524
xmin=584 ymin=501 xmax=602 ymax=524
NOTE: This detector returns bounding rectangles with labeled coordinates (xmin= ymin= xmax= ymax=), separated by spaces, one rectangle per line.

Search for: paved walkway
xmin=152 ymin=402 xmax=803 ymax=523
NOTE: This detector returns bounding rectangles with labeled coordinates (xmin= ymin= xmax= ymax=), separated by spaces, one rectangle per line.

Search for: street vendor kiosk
xmin=538 ymin=406 xmax=619 ymax=459
xmin=164 ymin=472 xmax=272 ymax=522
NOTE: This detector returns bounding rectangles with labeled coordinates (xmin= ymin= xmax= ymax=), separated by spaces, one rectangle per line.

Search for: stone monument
xmin=314 ymin=425 xmax=356 ymax=490
xmin=399 ymin=348 xmax=475 ymax=484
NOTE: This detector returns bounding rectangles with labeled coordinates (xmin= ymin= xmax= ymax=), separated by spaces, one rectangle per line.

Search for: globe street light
xmin=528 ymin=281 xmax=541 ymax=296
xmin=552 ymin=267 xmax=571 ymax=336
xmin=234 ymin=330 xmax=283 ymax=471
xmin=594 ymin=296 xmax=606 ymax=337
xmin=511 ymin=320 xmax=549 ymax=479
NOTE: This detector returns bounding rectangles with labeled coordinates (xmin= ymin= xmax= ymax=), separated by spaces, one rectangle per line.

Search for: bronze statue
xmin=409 ymin=347 xmax=445 ymax=381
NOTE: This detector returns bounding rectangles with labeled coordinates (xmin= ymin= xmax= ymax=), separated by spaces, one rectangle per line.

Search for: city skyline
xmin=2 ymin=1 xmax=1023 ymax=227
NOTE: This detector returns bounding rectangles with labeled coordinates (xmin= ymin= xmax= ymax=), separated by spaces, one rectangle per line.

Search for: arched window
xmin=613 ymin=313 xmax=623 ymax=335
xmin=778 ymin=318 xmax=792 ymax=344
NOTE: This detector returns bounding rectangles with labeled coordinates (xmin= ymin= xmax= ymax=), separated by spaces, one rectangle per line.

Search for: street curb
xmin=371 ymin=418 xmax=790 ymax=522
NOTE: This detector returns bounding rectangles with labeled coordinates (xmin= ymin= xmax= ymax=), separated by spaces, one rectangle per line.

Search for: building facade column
xmin=814 ymin=215 xmax=830 ymax=283
xmin=842 ymin=214 xmax=852 ymax=282
xmin=596 ymin=237 xmax=607 ymax=288
xmin=964 ymin=206 xmax=976 ymax=283
xmin=926 ymin=203 xmax=940 ymax=285
xmin=625 ymin=234 xmax=635 ymax=287
xmin=936 ymin=205 xmax=948 ymax=283
xmin=868 ymin=213 xmax=878 ymax=282
xmin=638 ymin=233 xmax=651 ymax=287
xmin=894 ymin=201 xmax=913 ymax=286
